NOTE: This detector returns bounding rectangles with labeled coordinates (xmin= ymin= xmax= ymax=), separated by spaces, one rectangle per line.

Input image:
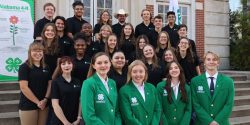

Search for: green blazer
xmin=156 ymin=81 xmax=191 ymax=125
xmin=119 ymin=81 xmax=161 ymax=125
xmin=81 ymin=73 xmax=121 ymax=125
xmin=190 ymin=73 xmax=234 ymax=125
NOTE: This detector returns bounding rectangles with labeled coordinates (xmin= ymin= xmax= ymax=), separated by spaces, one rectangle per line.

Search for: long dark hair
xmin=135 ymin=35 xmax=149 ymax=59
xmin=176 ymin=37 xmax=195 ymax=63
xmin=165 ymin=61 xmax=188 ymax=103
xmin=120 ymin=23 xmax=135 ymax=46
xmin=98 ymin=9 xmax=112 ymax=25
xmin=53 ymin=16 xmax=67 ymax=34
xmin=41 ymin=23 xmax=59 ymax=55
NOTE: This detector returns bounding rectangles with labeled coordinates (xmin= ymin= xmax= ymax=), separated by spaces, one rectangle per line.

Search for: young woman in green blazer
xmin=157 ymin=61 xmax=191 ymax=125
xmin=119 ymin=60 xmax=161 ymax=125
xmin=81 ymin=52 xmax=121 ymax=125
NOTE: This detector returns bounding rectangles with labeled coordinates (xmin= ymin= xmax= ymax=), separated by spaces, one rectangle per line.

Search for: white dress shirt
xmin=171 ymin=82 xmax=180 ymax=99
xmin=133 ymin=81 xmax=145 ymax=101
xmin=97 ymin=73 xmax=109 ymax=94
xmin=205 ymin=72 xmax=218 ymax=89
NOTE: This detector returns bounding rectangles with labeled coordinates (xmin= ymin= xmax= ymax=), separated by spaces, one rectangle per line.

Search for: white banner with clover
xmin=0 ymin=0 xmax=34 ymax=81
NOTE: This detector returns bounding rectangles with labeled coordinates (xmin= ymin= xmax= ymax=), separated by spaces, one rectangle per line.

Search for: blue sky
xmin=230 ymin=0 xmax=242 ymax=11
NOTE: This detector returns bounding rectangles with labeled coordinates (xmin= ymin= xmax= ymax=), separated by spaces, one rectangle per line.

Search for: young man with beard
xmin=112 ymin=9 xmax=129 ymax=40
xmin=67 ymin=1 xmax=88 ymax=39
xmin=190 ymin=51 xmax=234 ymax=125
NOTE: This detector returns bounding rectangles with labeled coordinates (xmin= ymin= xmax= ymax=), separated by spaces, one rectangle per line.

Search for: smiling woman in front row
xmin=119 ymin=60 xmax=161 ymax=125
xmin=81 ymin=52 xmax=121 ymax=125
xmin=156 ymin=61 xmax=191 ymax=125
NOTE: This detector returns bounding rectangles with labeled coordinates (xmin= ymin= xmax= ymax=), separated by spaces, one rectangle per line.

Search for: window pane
xmin=182 ymin=7 xmax=187 ymax=15
xmin=85 ymin=18 xmax=90 ymax=23
xmin=106 ymin=0 xmax=112 ymax=8
xmin=97 ymin=9 xmax=104 ymax=17
xmin=182 ymin=16 xmax=187 ymax=25
xmin=164 ymin=5 xmax=169 ymax=13
xmin=83 ymin=0 xmax=90 ymax=6
xmin=84 ymin=7 xmax=90 ymax=17
xmin=158 ymin=5 xmax=163 ymax=13
xmin=97 ymin=0 xmax=104 ymax=8
xmin=107 ymin=9 xmax=112 ymax=19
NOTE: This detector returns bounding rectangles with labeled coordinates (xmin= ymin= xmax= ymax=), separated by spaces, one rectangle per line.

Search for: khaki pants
xmin=19 ymin=108 xmax=48 ymax=125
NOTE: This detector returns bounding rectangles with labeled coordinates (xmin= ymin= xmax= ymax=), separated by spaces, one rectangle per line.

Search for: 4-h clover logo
xmin=131 ymin=97 xmax=137 ymax=104
xmin=9 ymin=16 xmax=19 ymax=46
xmin=5 ymin=57 xmax=22 ymax=73
xmin=198 ymin=86 xmax=203 ymax=91
xmin=98 ymin=94 xmax=104 ymax=101
xmin=163 ymin=89 xmax=168 ymax=96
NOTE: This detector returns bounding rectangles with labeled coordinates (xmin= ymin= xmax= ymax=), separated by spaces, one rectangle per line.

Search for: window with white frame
xmin=75 ymin=0 xmax=113 ymax=26
xmin=97 ymin=0 xmax=112 ymax=21
xmin=157 ymin=3 xmax=189 ymax=26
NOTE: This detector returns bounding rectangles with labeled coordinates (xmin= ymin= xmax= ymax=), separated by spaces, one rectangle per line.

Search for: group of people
xmin=17 ymin=1 xmax=235 ymax=125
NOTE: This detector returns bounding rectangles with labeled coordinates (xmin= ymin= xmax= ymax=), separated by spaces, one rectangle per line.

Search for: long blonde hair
xmin=126 ymin=60 xmax=148 ymax=83
xmin=99 ymin=24 xmax=112 ymax=42
xmin=155 ymin=31 xmax=171 ymax=53
xmin=27 ymin=42 xmax=46 ymax=68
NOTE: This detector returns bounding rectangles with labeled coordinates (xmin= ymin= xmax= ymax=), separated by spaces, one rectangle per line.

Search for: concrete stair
xmin=0 ymin=82 xmax=20 ymax=125
xmin=220 ymin=71 xmax=250 ymax=125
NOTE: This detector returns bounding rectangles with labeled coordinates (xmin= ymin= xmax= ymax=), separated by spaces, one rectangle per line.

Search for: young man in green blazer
xmin=190 ymin=51 xmax=234 ymax=125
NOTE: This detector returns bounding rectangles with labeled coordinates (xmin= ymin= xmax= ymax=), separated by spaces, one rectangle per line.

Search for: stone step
xmin=0 ymin=112 xmax=20 ymax=125
xmin=230 ymin=116 xmax=250 ymax=125
xmin=0 ymin=100 xmax=19 ymax=113
xmin=0 ymin=81 xmax=19 ymax=91
xmin=234 ymin=95 xmax=250 ymax=106
xmin=230 ymin=75 xmax=248 ymax=81
xmin=231 ymin=105 xmax=250 ymax=118
xmin=234 ymin=81 xmax=250 ymax=88
xmin=235 ymin=88 xmax=250 ymax=96
xmin=0 ymin=90 xmax=20 ymax=101
xmin=220 ymin=71 xmax=250 ymax=80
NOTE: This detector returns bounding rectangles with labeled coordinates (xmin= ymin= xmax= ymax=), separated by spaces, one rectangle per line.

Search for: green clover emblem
xmin=5 ymin=57 xmax=22 ymax=73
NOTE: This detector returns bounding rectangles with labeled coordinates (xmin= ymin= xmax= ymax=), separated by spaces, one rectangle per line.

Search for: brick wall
xmin=146 ymin=4 xmax=154 ymax=22
xmin=195 ymin=0 xmax=205 ymax=72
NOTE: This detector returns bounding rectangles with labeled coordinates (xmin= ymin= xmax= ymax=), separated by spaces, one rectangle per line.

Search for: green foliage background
xmin=230 ymin=0 xmax=250 ymax=70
